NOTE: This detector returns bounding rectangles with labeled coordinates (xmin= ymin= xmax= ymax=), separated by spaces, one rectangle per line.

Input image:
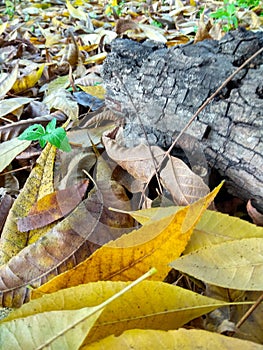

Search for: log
xmin=102 ymin=29 xmax=263 ymax=212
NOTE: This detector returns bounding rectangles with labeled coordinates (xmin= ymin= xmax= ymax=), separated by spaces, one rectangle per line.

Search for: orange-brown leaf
xmin=17 ymin=180 xmax=89 ymax=232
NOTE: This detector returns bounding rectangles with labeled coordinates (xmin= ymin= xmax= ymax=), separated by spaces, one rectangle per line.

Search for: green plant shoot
xmin=18 ymin=118 xmax=71 ymax=152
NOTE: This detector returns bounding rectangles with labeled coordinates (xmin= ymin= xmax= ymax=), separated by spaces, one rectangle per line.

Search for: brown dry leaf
xmin=0 ymin=192 xmax=14 ymax=234
xmin=103 ymin=135 xmax=209 ymax=205
xmin=115 ymin=19 xmax=139 ymax=35
xmin=160 ymin=155 xmax=209 ymax=205
xmin=247 ymin=200 xmax=263 ymax=226
xmin=0 ymin=143 xmax=56 ymax=266
xmin=32 ymin=184 xmax=221 ymax=297
xmin=88 ymin=153 xmax=135 ymax=246
xmin=17 ymin=180 xmax=89 ymax=232
xmin=0 ymin=191 xmax=102 ymax=307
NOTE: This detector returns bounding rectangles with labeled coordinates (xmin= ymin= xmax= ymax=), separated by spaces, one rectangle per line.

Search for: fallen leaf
xmin=103 ymin=136 xmax=209 ymax=205
xmin=0 ymin=64 xmax=18 ymax=98
xmin=170 ymin=237 xmax=263 ymax=290
xmin=13 ymin=281 xmax=227 ymax=345
xmin=17 ymin=180 xmax=89 ymax=232
xmin=128 ymin=207 xmax=263 ymax=253
xmin=0 ymin=307 xmax=103 ymax=350
xmin=11 ymin=64 xmax=45 ymax=94
xmin=0 ymin=190 xmax=102 ymax=307
xmin=1 ymin=269 xmax=156 ymax=347
xmin=0 ymin=138 xmax=31 ymax=173
xmin=0 ymin=98 xmax=33 ymax=120
xmin=84 ymin=328 xmax=263 ymax=350
xmin=247 ymin=200 xmax=263 ymax=226
xmin=32 ymin=184 xmax=221 ymax=296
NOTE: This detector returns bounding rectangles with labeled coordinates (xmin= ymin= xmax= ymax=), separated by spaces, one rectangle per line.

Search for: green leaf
xmin=45 ymin=118 xmax=57 ymax=133
xmin=18 ymin=124 xmax=46 ymax=141
xmin=44 ymin=127 xmax=68 ymax=149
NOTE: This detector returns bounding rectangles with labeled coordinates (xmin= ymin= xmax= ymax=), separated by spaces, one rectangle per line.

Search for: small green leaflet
xmin=18 ymin=119 xmax=71 ymax=152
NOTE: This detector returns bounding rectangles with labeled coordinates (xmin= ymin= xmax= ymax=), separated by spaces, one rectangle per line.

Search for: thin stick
xmin=235 ymin=292 xmax=263 ymax=329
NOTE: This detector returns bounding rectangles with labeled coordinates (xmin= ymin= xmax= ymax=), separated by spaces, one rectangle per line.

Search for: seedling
xmin=210 ymin=1 xmax=239 ymax=32
xmin=18 ymin=118 xmax=71 ymax=152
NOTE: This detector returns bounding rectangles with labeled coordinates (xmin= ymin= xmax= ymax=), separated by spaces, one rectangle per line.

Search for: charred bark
xmin=102 ymin=29 xmax=263 ymax=211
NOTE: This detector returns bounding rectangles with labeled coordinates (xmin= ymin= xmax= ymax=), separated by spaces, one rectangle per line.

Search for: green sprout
xmin=210 ymin=1 xmax=238 ymax=32
xmin=4 ymin=0 xmax=16 ymax=19
xmin=18 ymin=118 xmax=71 ymax=152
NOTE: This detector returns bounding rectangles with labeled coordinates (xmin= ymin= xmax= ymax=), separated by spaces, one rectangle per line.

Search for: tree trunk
xmin=102 ymin=29 xmax=263 ymax=212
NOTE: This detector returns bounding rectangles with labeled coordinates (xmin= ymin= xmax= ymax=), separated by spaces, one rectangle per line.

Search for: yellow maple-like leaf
xmin=32 ymin=184 xmax=222 ymax=296
xmin=0 ymin=144 xmax=56 ymax=265
xmin=11 ymin=64 xmax=45 ymax=94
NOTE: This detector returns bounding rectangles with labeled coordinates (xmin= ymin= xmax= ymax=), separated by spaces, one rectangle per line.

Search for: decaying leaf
xmin=103 ymin=135 xmax=209 ymax=205
xmin=17 ymin=180 xmax=89 ymax=232
xmin=32 ymin=184 xmax=221 ymax=296
xmin=0 ymin=191 xmax=102 ymax=307
xmin=0 ymin=144 xmax=56 ymax=265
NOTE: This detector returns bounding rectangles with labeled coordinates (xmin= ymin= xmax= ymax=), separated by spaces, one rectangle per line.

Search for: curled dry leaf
xmin=103 ymin=135 xmax=209 ymax=205
xmin=247 ymin=200 xmax=263 ymax=226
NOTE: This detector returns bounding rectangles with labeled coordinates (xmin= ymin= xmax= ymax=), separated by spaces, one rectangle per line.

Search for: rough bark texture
xmin=102 ymin=29 xmax=263 ymax=212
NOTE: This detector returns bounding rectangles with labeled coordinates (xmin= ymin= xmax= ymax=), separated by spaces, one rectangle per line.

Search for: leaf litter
xmin=0 ymin=0 xmax=262 ymax=348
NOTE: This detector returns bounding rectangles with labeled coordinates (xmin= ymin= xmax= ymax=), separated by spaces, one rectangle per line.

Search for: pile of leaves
xmin=0 ymin=0 xmax=263 ymax=348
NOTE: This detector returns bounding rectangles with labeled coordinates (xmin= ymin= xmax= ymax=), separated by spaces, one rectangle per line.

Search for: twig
xmin=235 ymin=292 xmax=263 ymax=329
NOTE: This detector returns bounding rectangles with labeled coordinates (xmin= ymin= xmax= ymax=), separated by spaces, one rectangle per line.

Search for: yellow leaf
xmin=170 ymin=238 xmax=263 ymax=290
xmin=77 ymin=85 xmax=105 ymax=100
xmin=84 ymin=328 xmax=263 ymax=350
xmin=0 ymin=144 xmax=56 ymax=265
xmin=1 ymin=269 xmax=156 ymax=348
xmin=84 ymin=52 xmax=107 ymax=65
xmin=32 ymin=184 xmax=222 ymax=296
xmin=11 ymin=64 xmax=45 ymax=94
xmin=125 ymin=204 xmax=263 ymax=253
xmin=66 ymin=0 xmax=87 ymax=21
xmin=0 ymin=308 xmax=103 ymax=350
xmin=10 ymin=281 xmax=227 ymax=345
